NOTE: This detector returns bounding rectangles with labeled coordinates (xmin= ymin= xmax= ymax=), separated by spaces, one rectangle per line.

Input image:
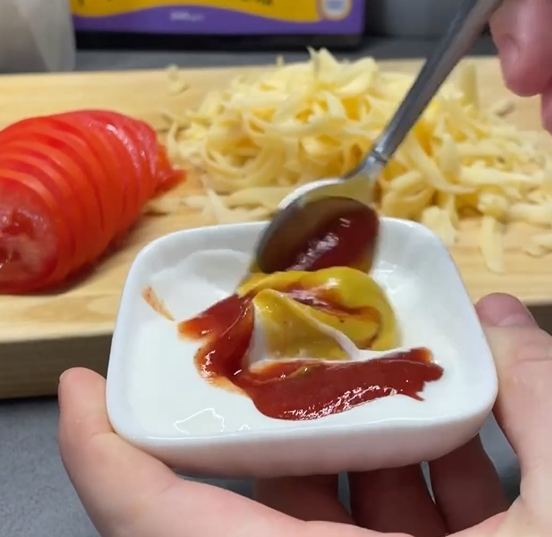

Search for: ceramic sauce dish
xmin=106 ymin=218 xmax=497 ymax=478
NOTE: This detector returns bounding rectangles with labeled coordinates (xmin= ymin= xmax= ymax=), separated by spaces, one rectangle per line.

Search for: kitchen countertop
xmin=0 ymin=37 xmax=521 ymax=537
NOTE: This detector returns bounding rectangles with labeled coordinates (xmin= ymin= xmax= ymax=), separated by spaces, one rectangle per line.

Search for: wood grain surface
xmin=0 ymin=57 xmax=551 ymax=399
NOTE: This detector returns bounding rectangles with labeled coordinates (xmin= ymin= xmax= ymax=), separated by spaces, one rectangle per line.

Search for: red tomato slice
xmin=93 ymin=112 xmax=184 ymax=201
xmin=0 ymin=122 xmax=112 ymax=260
xmin=134 ymin=123 xmax=185 ymax=194
xmin=55 ymin=111 xmax=137 ymax=235
xmin=0 ymin=138 xmax=105 ymax=264
xmin=129 ymin=118 xmax=159 ymax=178
xmin=0 ymin=169 xmax=72 ymax=292
xmin=39 ymin=114 xmax=126 ymax=235
xmin=0 ymin=120 xmax=107 ymax=220
xmin=126 ymin=117 xmax=184 ymax=194
xmin=0 ymin=150 xmax=83 ymax=268
xmin=80 ymin=111 xmax=153 ymax=214
xmin=121 ymin=116 xmax=157 ymax=192
xmin=60 ymin=110 xmax=184 ymax=210
xmin=155 ymin=146 xmax=185 ymax=194
xmin=120 ymin=114 xmax=184 ymax=193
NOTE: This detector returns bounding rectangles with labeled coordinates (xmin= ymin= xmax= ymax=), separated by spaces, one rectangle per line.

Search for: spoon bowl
xmin=255 ymin=174 xmax=378 ymax=274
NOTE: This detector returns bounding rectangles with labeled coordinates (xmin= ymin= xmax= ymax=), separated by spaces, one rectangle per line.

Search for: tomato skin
xmin=0 ymin=111 xmax=184 ymax=293
xmin=53 ymin=113 xmax=131 ymax=235
xmin=128 ymin=117 xmax=159 ymax=181
xmin=0 ymin=120 xmax=109 ymax=257
xmin=69 ymin=110 xmax=184 ymax=197
xmin=0 ymin=150 xmax=82 ymax=268
xmin=0 ymin=167 xmax=72 ymax=292
xmin=57 ymin=111 xmax=141 ymax=233
xmin=77 ymin=111 xmax=153 ymax=213
xmin=155 ymin=145 xmax=185 ymax=194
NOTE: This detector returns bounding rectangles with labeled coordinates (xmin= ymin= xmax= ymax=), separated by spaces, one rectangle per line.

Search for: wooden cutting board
xmin=0 ymin=56 xmax=551 ymax=399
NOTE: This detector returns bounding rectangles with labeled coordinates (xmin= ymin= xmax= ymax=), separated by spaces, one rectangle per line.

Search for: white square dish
xmin=106 ymin=218 xmax=497 ymax=478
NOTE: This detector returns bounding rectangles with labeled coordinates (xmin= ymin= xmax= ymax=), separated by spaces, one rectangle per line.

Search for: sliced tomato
xmin=0 ymin=150 xmax=84 ymax=268
xmin=120 ymin=116 xmax=184 ymax=194
xmin=0 ymin=169 xmax=72 ymax=293
xmin=61 ymin=110 xmax=184 ymax=206
xmin=0 ymin=121 xmax=112 ymax=259
xmin=0 ymin=120 xmax=107 ymax=220
xmin=119 ymin=114 xmax=184 ymax=193
xmin=128 ymin=117 xmax=159 ymax=179
xmin=0 ymin=138 xmax=104 ymax=264
xmin=55 ymin=111 xmax=138 ymax=235
xmin=0 ymin=111 xmax=183 ymax=293
xmin=79 ymin=110 xmax=153 ymax=215
xmin=37 ymin=114 xmax=126 ymax=235
xmin=155 ymin=145 xmax=185 ymax=194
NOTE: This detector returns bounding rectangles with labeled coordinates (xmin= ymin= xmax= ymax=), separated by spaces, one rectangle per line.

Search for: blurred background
xmin=0 ymin=0 xmax=494 ymax=74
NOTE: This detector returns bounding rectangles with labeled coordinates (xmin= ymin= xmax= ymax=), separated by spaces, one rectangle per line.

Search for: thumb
xmin=476 ymin=293 xmax=552 ymax=513
xmin=490 ymin=0 xmax=552 ymax=98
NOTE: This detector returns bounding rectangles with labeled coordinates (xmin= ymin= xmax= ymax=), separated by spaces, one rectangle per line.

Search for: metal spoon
xmin=253 ymin=0 xmax=503 ymax=274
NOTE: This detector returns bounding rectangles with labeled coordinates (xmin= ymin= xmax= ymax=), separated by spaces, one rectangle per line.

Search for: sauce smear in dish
xmin=178 ymin=204 xmax=444 ymax=421
xmin=180 ymin=293 xmax=441 ymax=420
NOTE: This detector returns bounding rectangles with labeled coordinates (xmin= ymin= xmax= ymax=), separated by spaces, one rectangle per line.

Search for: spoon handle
xmin=354 ymin=0 xmax=503 ymax=177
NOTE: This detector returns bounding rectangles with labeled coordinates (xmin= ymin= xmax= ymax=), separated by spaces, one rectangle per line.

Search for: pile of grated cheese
xmin=155 ymin=48 xmax=552 ymax=273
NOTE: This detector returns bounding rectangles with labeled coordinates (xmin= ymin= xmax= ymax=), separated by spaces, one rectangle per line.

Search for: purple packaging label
xmin=72 ymin=1 xmax=365 ymax=35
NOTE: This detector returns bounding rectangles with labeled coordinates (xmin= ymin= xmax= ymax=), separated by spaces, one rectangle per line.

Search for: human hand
xmin=490 ymin=0 xmax=552 ymax=131
xmin=59 ymin=293 xmax=552 ymax=537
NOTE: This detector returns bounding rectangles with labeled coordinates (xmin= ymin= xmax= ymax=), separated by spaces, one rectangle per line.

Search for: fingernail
xmin=59 ymin=369 xmax=69 ymax=385
xmin=477 ymin=293 xmax=537 ymax=328
xmin=498 ymin=308 xmax=536 ymax=327
xmin=499 ymin=36 xmax=520 ymax=69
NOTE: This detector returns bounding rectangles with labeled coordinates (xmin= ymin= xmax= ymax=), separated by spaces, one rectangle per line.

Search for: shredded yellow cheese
xmin=166 ymin=64 xmax=190 ymax=95
xmin=157 ymin=48 xmax=552 ymax=274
